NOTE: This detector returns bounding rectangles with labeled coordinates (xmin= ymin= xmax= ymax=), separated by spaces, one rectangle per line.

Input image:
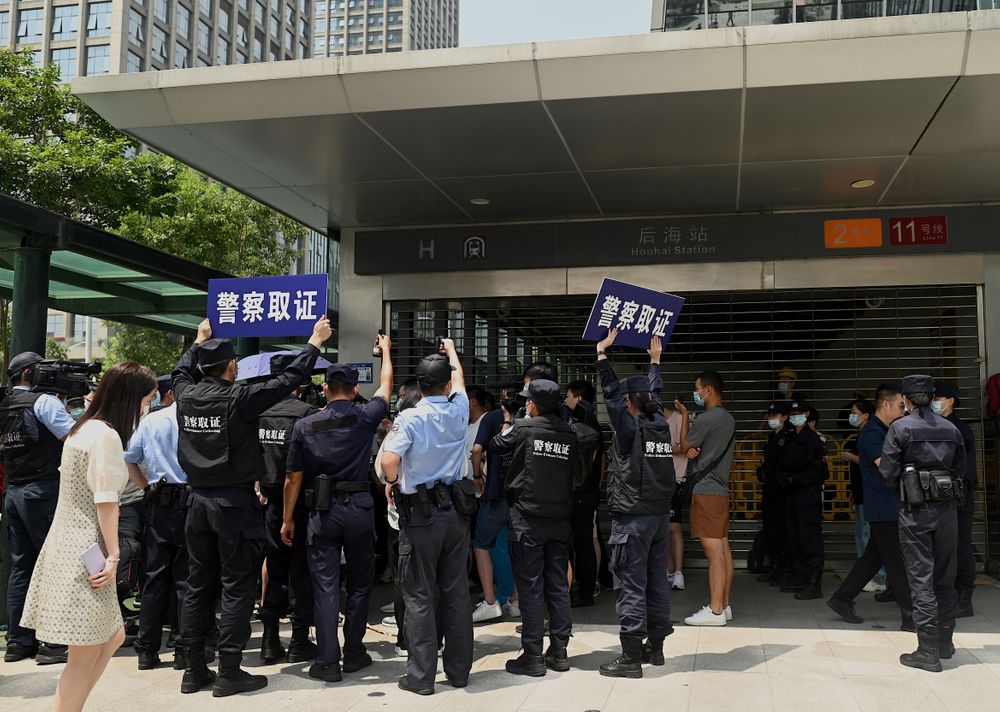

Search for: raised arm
xmin=172 ymin=318 xmax=214 ymax=401
xmin=373 ymin=332 xmax=394 ymax=402
xmin=648 ymin=335 xmax=664 ymax=411
xmin=442 ymin=337 xmax=465 ymax=394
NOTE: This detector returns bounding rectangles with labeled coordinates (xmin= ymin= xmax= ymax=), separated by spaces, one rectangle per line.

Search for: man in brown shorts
xmin=679 ymin=370 xmax=736 ymax=627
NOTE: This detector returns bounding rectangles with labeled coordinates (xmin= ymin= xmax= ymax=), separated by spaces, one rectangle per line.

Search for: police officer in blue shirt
xmin=283 ymin=336 xmax=392 ymax=683
xmin=380 ymin=339 xmax=474 ymax=696
xmin=1 ymin=351 xmax=76 ymax=665
xmin=125 ymin=391 xmax=191 ymax=671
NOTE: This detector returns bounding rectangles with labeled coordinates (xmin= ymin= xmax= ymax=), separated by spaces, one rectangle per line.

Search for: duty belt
xmin=304 ymin=475 xmax=368 ymax=511
xmin=144 ymin=481 xmax=190 ymax=507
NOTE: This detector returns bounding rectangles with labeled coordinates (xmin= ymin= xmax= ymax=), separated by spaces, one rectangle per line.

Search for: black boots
xmin=826 ymin=596 xmax=862 ymax=624
xmin=900 ymin=628 xmax=942 ymax=673
xmin=173 ymin=647 xmax=188 ymax=671
xmin=543 ymin=636 xmax=570 ymax=672
xmin=599 ymin=636 xmax=643 ymax=679
xmin=939 ymin=620 xmax=956 ymax=660
xmin=779 ymin=574 xmax=806 ymax=593
xmin=506 ymin=642 xmax=546 ymax=677
xmin=794 ymin=573 xmax=823 ymax=601
xmin=137 ymin=651 xmax=161 ymax=670
xmin=640 ymin=637 xmax=665 ymax=666
xmin=287 ymin=624 xmax=318 ymax=663
xmin=213 ymin=652 xmax=268 ymax=697
xmin=260 ymin=618 xmax=286 ymax=664
xmin=180 ymin=647 xmax=217 ymax=694
xmin=956 ymin=588 xmax=974 ymax=618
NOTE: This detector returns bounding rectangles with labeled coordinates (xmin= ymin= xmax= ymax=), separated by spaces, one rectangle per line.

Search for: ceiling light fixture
xmin=470 ymin=197 xmax=491 ymax=205
xmin=850 ymin=179 xmax=876 ymax=189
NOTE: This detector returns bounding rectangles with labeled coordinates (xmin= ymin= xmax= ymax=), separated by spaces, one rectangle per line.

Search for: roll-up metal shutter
xmin=388 ymin=285 xmax=988 ymax=568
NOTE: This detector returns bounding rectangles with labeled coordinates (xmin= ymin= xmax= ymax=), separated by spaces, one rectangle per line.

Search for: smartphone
xmin=81 ymin=543 xmax=106 ymax=576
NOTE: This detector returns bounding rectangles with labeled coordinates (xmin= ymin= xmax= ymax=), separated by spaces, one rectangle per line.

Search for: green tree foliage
xmin=44 ymin=337 xmax=68 ymax=361
xmin=0 ymin=49 xmax=305 ymax=372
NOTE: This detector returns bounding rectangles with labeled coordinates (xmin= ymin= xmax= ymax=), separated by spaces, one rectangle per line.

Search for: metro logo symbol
xmin=823 ymin=219 xmax=883 ymax=249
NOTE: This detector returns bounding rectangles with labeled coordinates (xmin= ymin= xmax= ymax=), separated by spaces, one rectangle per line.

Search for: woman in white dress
xmin=21 ymin=361 xmax=157 ymax=712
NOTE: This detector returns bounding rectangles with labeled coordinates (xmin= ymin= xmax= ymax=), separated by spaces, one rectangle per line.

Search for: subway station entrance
xmin=387 ymin=285 xmax=989 ymax=567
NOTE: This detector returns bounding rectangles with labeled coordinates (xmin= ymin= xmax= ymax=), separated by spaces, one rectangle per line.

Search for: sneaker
xmin=472 ymin=600 xmax=503 ymax=624
xmin=380 ymin=602 xmax=395 ymax=614
xmin=684 ymin=606 xmax=727 ymax=627
xmin=338 ymin=613 xmax=345 ymax=627
xmin=593 ymin=582 xmax=601 ymax=598
xmin=503 ymin=601 xmax=521 ymax=619
xmin=382 ymin=616 xmax=398 ymax=628
xmin=672 ymin=572 xmax=686 ymax=591
xmin=394 ymin=645 xmax=408 ymax=658
xmin=667 ymin=571 xmax=675 ymax=584
xmin=724 ymin=605 xmax=733 ymax=622
xmin=862 ymin=581 xmax=886 ymax=593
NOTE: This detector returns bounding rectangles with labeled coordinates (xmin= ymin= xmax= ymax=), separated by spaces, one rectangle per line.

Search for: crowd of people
xmin=0 ymin=315 xmax=979 ymax=710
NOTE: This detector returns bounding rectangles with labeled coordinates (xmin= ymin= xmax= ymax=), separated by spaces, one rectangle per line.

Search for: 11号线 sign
xmin=208 ymin=274 xmax=328 ymax=338
xmin=582 ymin=278 xmax=685 ymax=350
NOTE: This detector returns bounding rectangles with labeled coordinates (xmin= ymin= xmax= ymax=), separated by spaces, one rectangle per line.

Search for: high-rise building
xmin=311 ymin=0 xmax=457 ymax=59
xmin=0 ymin=0 xmax=311 ymax=81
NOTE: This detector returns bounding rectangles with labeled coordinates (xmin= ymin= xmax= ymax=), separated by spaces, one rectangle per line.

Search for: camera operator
xmin=1 ymin=351 xmax=76 ymax=665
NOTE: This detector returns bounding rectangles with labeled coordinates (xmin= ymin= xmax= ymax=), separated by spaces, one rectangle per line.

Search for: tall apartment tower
xmin=311 ymin=0 xmax=457 ymax=59
xmin=0 ymin=0 xmax=311 ymax=81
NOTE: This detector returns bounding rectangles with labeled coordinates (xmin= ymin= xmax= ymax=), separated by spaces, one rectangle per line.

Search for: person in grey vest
xmin=879 ymin=374 xmax=966 ymax=672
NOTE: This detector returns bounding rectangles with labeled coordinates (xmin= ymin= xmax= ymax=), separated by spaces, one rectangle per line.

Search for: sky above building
xmin=459 ymin=0 xmax=652 ymax=47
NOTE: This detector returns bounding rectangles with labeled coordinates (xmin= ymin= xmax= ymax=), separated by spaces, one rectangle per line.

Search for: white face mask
xmin=777 ymin=382 xmax=790 ymax=395
xmin=790 ymin=414 xmax=807 ymax=428
xmin=768 ymin=418 xmax=782 ymax=431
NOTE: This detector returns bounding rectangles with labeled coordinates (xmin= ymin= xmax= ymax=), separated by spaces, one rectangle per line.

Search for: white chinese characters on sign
xmin=595 ymin=294 xmax=676 ymax=338
xmin=295 ymin=290 xmax=318 ymax=321
xmin=215 ymin=288 xmax=320 ymax=326
xmin=217 ymin=292 xmax=240 ymax=324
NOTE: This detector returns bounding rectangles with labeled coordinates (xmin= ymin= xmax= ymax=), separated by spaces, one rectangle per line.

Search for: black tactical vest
xmin=607 ymin=417 xmax=675 ymax=517
xmin=177 ymin=379 xmax=262 ymax=488
xmin=258 ymin=397 xmax=316 ymax=486
xmin=0 ymin=390 xmax=64 ymax=485
xmin=505 ymin=415 xmax=578 ymax=519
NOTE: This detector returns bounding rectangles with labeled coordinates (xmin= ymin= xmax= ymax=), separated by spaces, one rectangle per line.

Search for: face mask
xmin=848 ymin=413 xmax=861 ymax=427
xmin=777 ymin=382 xmax=790 ymax=395
xmin=790 ymin=414 xmax=807 ymax=427
xmin=930 ymin=400 xmax=944 ymax=415
xmin=151 ymin=392 xmax=161 ymax=410
xmin=69 ymin=407 xmax=85 ymax=419
xmin=768 ymin=418 xmax=782 ymax=430
xmin=693 ymin=390 xmax=705 ymax=408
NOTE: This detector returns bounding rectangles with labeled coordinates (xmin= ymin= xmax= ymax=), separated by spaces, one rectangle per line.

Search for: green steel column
xmin=11 ymin=245 xmax=50 ymax=357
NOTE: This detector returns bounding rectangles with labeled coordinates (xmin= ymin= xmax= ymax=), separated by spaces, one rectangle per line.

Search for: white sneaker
xmin=381 ymin=615 xmax=398 ymax=628
xmin=684 ymin=605 xmax=727 ymax=627
xmin=503 ymin=601 xmax=521 ymax=619
xmin=863 ymin=581 xmax=886 ymax=593
xmin=667 ymin=571 xmax=675 ymax=584
xmin=380 ymin=602 xmax=395 ymax=614
xmin=394 ymin=645 xmax=408 ymax=658
xmin=593 ymin=582 xmax=601 ymax=598
xmin=472 ymin=599 xmax=503 ymax=623
xmin=724 ymin=605 xmax=733 ymax=622
xmin=672 ymin=571 xmax=686 ymax=591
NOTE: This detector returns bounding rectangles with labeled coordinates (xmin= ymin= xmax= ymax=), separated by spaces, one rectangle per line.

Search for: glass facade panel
xmin=0 ymin=12 xmax=8 ymax=44
xmin=51 ymin=5 xmax=80 ymax=42
xmin=127 ymin=49 xmax=143 ymax=72
xmin=16 ymin=8 xmax=44 ymax=44
xmin=177 ymin=4 xmax=191 ymax=38
xmin=175 ymin=41 xmax=191 ymax=67
xmin=51 ymin=47 xmax=77 ymax=82
xmin=87 ymin=3 xmax=113 ymax=38
xmin=129 ymin=8 xmax=145 ymax=47
xmin=85 ymin=44 xmax=110 ymax=75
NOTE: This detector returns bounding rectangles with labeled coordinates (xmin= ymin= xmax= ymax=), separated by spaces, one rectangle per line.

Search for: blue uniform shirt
xmin=13 ymin=386 xmax=75 ymax=440
xmin=286 ymin=397 xmax=389 ymax=483
xmin=857 ymin=415 xmax=897 ymax=522
xmin=384 ymin=390 xmax=470 ymax=495
xmin=124 ymin=403 xmax=187 ymax=485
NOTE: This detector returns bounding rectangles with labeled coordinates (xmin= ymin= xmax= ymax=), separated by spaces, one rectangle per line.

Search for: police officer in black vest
xmin=880 ymin=375 xmax=966 ymax=672
xmin=595 ymin=331 xmax=676 ymax=678
xmin=491 ymin=378 xmax=581 ymax=677
xmin=1 ymin=352 xmax=75 ymax=665
xmin=174 ymin=317 xmax=330 ymax=696
xmin=757 ymin=402 xmax=791 ymax=586
xmin=257 ymin=354 xmax=321 ymax=665
xmin=282 ymin=338 xmax=393 ymax=683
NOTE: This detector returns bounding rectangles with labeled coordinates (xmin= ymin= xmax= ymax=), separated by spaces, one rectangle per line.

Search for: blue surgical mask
xmin=151 ymin=392 xmax=161 ymax=410
xmin=930 ymin=400 xmax=944 ymax=415
xmin=790 ymin=414 xmax=807 ymax=427
xmin=777 ymin=382 xmax=790 ymax=395
xmin=767 ymin=418 xmax=782 ymax=430
xmin=693 ymin=390 xmax=705 ymax=408
xmin=848 ymin=413 xmax=861 ymax=427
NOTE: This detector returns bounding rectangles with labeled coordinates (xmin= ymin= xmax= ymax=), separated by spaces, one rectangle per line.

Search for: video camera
xmin=30 ymin=360 xmax=101 ymax=398
xmin=298 ymin=382 xmax=326 ymax=409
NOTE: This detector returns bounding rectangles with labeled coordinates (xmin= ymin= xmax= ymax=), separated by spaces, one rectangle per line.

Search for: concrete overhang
xmin=73 ymin=11 xmax=1000 ymax=233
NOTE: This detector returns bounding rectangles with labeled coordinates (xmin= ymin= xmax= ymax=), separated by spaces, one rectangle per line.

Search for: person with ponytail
xmin=20 ymin=361 xmax=158 ymax=712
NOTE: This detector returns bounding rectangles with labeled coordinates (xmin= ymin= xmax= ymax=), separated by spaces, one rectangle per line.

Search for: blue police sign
xmin=582 ymin=278 xmax=685 ymax=350
xmin=208 ymin=274 xmax=328 ymax=338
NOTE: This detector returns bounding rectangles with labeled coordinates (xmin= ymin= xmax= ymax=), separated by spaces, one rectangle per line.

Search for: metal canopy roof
xmin=73 ymin=12 xmax=1000 ymax=233
xmin=0 ymin=193 xmax=227 ymax=335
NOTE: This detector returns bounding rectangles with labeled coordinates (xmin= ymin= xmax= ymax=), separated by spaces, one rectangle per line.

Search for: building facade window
xmin=127 ymin=49 xmax=143 ymax=72
xmin=239 ymin=0 xmax=249 ymax=10
xmin=330 ymin=0 xmax=344 ymax=11
xmin=298 ymin=41 xmax=306 ymax=58
xmin=368 ymin=30 xmax=381 ymax=44
xmin=368 ymin=0 xmax=382 ymax=8
xmin=329 ymin=33 xmax=344 ymax=48
xmin=387 ymin=10 xmax=401 ymax=25
xmin=176 ymin=3 xmax=191 ymax=38
xmin=174 ymin=41 xmax=190 ymax=67
xmin=72 ymin=314 xmax=88 ymax=339
xmin=387 ymin=28 xmax=400 ymax=43
xmin=219 ymin=1 xmax=230 ymax=32
xmin=368 ymin=12 xmax=382 ymax=26
xmin=51 ymin=5 xmax=80 ymax=42
xmin=314 ymin=0 xmax=325 ymax=15
xmin=313 ymin=17 xmax=324 ymax=32
xmin=269 ymin=14 xmax=278 ymax=37
xmin=200 ymin=0 xmax=212 ymax=17
xmin=346 ymin=13 xmax=362 ymax=28
xmin=196 ymin=56 xmax=209 ymax=66
xmin=128 ymin=8 xmax=145 ymax=47
xmin=46 ymin=314 xmax=65 ymax=338
xmin=51 ymin=47 xmax=76 ymax=82
xmin=235 ymin=49 xmax=247 ymax=62
xmin=236 ymin=19 xmax=248 ymax=45
xmin=197 ymin=19 xmax=210 ymax=53
xmin=332 ymin=15 xmax=343 ymax=28
xmin=85 ymin=44 xmax=110 ymax=74
xmin=152 ymin=24 xmax=168 ymax=62
xmin=253 ymin=34 xmax=262 ymax=59
xmin=0 ymin=12 xmax=8 ymax=45
xmin=16 ymin=8 xmax=44 ymax=44
xmin=347 ymin=32 xmax=361 ymax=48
xmin=86 ymin=2 xmax=113 ymax=38
xmin=216 ymin=35 xmax=228 ymax=63
xmin=284 ymin=28 xmax=292 ymax=51
xmin=154 ymin=0 xmax=169 ymax=22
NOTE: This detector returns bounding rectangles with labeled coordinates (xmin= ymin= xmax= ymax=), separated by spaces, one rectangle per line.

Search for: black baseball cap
xmin=197 ymin=339 xmax=237 ymax=367
xmin=7 ymin=351 xmax=44 ymax=378
xmin=519 ymin=379 xmax=561 ymax=411
xmin=416 ymin=353 xmax=453 ymax=388
xmin=933 ymin=382 xmax=961 ymax=407
xmin=624 ymin=375 xmax=651 ymax=394
xmin=789 ymin=400 xmax=811 ymax=414
xmin=902 ymin=374 xmax=935 ymax=397
xmin=767 ymin=401 xmax=790 ymax=415
xmin=326 ymin=363 xmax=359 ymax=386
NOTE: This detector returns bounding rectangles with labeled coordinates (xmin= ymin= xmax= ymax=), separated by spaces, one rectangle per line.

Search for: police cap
xmin=197 ymin=339 xmax=237 ymax=367
xmin=767 ymin=401 xmax=790 ymax=415
xmin=789 ymin=400 xmax=811 ymax=414
xmin=933 ymin=381 xmax=960 ymax=407
xmin=901 ymin=374 xmax=935 ymax=397
xmin=7 ymin=351 xmax=44 ymax=378
xmin=415 ymin=353 xmax=452 ymax=388
xmin=519 ymin=379 xmax=561 ymax=412
xmin=326 ymin=363 xmax=359 ymax=386
xmin=623 ymin=375 xmax=651 ymax=394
